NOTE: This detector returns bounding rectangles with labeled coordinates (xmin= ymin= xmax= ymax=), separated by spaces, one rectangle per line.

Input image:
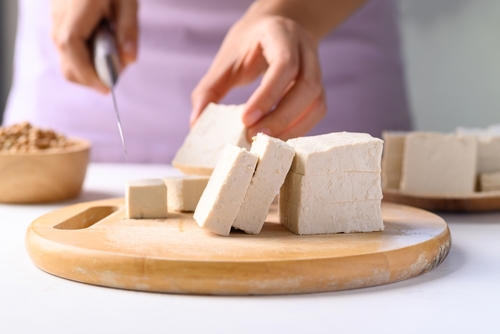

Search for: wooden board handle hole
xmin=54 ymin=206 xmax=119 ymax=230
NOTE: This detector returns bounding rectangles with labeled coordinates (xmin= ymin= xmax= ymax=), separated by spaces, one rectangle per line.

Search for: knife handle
xmin=92 ymin=20 xmax=121 ymax=88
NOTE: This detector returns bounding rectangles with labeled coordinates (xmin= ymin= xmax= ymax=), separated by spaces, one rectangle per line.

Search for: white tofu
xmin=126 ymin=179 xmax=168 ymax=219
xmin=476 ymin=136 xmax=500 ymax=174
xmin=247 ymin=133 xmax=295 ymax=196
xmin=279 ymin=132 xmax=384 ymax=235
xmin=280 ymin=171 xmax=382 ymax=206
xmin=381 ymin=131 xmax=407 ymax=189
xmin=480 ymin=171 xmax=500 ymax=192
xmin=193 ymin=144 xmax=258 ymax=236
xmin=172 ymin=103 xmax=250 ymax=175
xmin=232 ymin=133 xmax=295 ymax=234
xmin=287 ymin=132 xmax=383 ymax=175
xmin=400 ymin=133 xmax=477 ymax=195
xmin=163 ymin=175 xmax=209 ymax=212
xmin=280 ymin=198 xmax=383 ymax=235
xmin=233 ymin=186 xmax=275 ymax=234
xmin=456 ymin=127 xmax=500 ymax=174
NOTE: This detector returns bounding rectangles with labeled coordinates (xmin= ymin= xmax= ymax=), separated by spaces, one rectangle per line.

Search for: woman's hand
xmin=192 ymin=0 xmax=366 ymax=141
xmin=51 ymin=0 xmax=139 ymax=93
xmin=191 ymin=10 xmax=326 ymax=141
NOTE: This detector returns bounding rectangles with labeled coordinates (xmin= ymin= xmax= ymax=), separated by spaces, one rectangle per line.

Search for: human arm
xmin=191 ymin=0 xmax=366 ymax=141
xmin=51 ymin=0 xmax=139 ymax=93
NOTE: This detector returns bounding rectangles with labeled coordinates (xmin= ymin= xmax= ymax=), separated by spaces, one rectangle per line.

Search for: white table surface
xmin=1 ymin=163 xmax=499 ymax=334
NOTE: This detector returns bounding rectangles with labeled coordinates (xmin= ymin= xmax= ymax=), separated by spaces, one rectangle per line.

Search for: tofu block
xmin=287 ymin=132 xmax=383 ymax=175
xmin=280 ymin=171 xmax=382 ymax=207
xmin=279 ymin=131 xmax=384 ymax=235
xmin=400 ymin=133 xmax=477 ymax=195
xmin=480 ymin=171 xmax=500 ymax=192
xmin=476 ymin=136 xmax=500 ymax=174
xmin=381 ymin=131 xmax=407 ymax=189
xmin=456 ymin=127 xmax=500 ymax=174
xmin=232 ymin=133 xmax=295 ymax=234
xmin=193 ymin=144 xmax=258 ymax=236
xmin=163 ymin=175 xmax=209 ymax=212
xmin=280 ymin=198 xmax=383 ymax=235
xmin=126 ymin=179 xmax=168 ymax=219
xmin=172 ymin=103 xmax=251 ymax=175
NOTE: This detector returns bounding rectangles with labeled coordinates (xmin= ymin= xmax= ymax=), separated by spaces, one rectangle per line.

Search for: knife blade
xmin=92 ymin=20 xmax=128 ymax=159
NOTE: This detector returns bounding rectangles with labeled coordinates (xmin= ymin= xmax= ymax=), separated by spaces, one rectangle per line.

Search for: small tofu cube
xmin=126 ymin=179 xmax=168 ymax=219
xmin=172 ymin=103 xmax=250 ymax=176
xmin=193 ymin=144 xmax=258 ymax=236
xmin=400 ymin=133 xmax=477 ymax=195
xmin=163 ymin=175 xmax=209 ymax=212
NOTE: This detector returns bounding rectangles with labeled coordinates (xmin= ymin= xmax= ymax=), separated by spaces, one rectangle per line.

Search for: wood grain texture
xmin=25 ymin=198 xmax=451 ymax=295
xmin=0 ymin=140 xmax=90 ymax=203
xmin=383 ymin=188 xmax=500 ymax=212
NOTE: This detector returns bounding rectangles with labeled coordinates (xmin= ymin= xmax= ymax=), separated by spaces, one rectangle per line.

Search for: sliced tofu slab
xmin=477 ymin=136 xmax=500 ymax=174
xmin=400 ymin=133 xmax=477 ymax=195
xmin=381 ymin=131 xmax=407 ymax=189
xmin=172 ymin=103 xmax=250 ymax=176
xmin=232 ymin=133 xmax=295 ymax=234
xmin=193 ymin=144 xmax=258 ymax=236
xmin=126 ymin=179 xmax=168 ymax=219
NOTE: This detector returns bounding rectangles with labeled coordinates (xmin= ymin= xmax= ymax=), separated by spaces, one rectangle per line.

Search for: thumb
xmin=114 ymin=0 xmax=139 ymax=66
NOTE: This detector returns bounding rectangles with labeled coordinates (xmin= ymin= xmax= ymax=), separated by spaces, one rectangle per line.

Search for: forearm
xmin=247 ymin=0 xmax=367 ymax=41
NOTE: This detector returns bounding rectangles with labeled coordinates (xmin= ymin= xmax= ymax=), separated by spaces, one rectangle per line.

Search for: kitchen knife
xmin=92 ymin=20 xmax=128 ymax=158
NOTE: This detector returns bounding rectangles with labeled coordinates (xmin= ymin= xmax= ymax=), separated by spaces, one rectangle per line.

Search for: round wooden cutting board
xmin=25 ymin=199 xmax=451 ymax=295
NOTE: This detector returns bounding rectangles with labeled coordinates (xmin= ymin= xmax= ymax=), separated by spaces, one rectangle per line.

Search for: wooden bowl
xmin=0 ymin=140 xmax=90 ymax=204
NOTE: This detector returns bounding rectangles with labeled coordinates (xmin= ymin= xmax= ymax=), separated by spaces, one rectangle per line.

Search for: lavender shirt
xmin=4 ymin=0 xmax=411 ymax=163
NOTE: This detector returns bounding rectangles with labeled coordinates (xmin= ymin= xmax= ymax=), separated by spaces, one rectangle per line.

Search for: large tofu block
xmin=280 ymin=199 xmax=383 ymax=235
xmin=280 ymin=171 xmax=382 ymax=206
xmin=172 ymin=103 xmax=251 ymax=175
xmin=480 ymin=171 xmax=500 ymax=192
xmin=287 ymin=132 xmax=383 ymax=175
xmin=232 ymin=133 xmax=294 ymax=234
xmin=381 ymin=131 xmax=407 ymax=189
xmin=193 ymin=144 xmax=258 ymax=236
xmin=400 ymin=133 xmax=477 ymax=195
xmin=163 ymin=175 xmax=209 ymax=212
xmin=126 ymin=179 xmax=168 ymax=219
